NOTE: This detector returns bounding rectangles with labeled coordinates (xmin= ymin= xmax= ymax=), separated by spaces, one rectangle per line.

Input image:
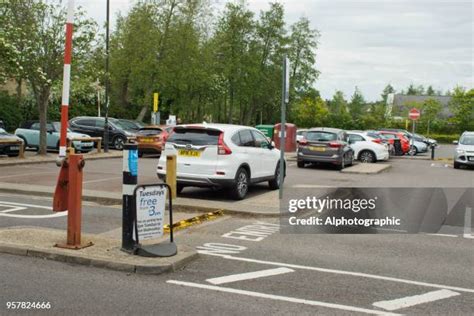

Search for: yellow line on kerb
xmin=164 ymin=210 xmax=224 ymax=233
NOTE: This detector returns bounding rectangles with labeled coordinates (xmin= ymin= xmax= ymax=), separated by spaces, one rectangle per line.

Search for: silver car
xmin=453 ymin=132 xmax=474 ymax=169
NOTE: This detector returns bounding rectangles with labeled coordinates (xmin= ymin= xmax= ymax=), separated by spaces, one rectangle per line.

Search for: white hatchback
xmin=157 ymin=124 xmax=284 ymax=200
xmin=347 ymin=131 xmax=390 ymax=163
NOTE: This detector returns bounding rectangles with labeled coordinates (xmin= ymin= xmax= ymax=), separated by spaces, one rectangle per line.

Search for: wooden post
xmin=18 ymin=141 xmax=25 ymax=159
xmin=166 ymin=155 xmax=177 ymax=199
xmin=97 ymin=138 xmax=102 ymax=153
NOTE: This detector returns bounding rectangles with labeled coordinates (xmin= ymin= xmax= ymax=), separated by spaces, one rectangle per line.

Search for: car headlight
xmin=456 ymin=149 xmax=465 ymax=154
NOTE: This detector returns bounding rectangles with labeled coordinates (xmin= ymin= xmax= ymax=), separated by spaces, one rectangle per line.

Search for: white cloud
xmin=77 ymin=0 xmax=473 ymax=101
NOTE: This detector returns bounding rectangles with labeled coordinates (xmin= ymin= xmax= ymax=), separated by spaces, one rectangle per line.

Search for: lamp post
xmin=103 ymin=0 xmax=110 ymax=152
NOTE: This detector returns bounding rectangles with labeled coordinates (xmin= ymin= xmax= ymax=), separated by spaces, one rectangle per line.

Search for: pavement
xmin=0 ymin=227 xmax=197 ymax=274
xmin=341 ymin=163 xmax=391 ymax=174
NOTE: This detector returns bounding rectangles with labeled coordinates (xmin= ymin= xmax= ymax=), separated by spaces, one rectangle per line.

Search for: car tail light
xmin=299 ymin=139 xmax=308 ymax=146
xmin=329 ymin=142 xmax=342 ymax=148
xmin=154 ymin=137 xmax=161 ymax=142
xmin=372 ymin=139 xmax=382 ymax=144
xmin=218 ymin=133 xmax=232 ymax=155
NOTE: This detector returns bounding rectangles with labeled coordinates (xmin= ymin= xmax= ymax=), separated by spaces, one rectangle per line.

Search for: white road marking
xmin=83 ymin=176 xmax=122 ymax=184
xmin=464 ymin=207 xmax=473 ymax=239
xmin=0 ymin=201 xmax=67 ymax=218
xmin=167 ymin=280 xmax=401 ymax=316
xmin=0 ymin=171 xmax=55 ymax=179
xmin=0 ymin=204 xmax=27 ymax=213
xmin=206 ymin=267 xmax=294 ymax=285
xmin=372 ymin=289 xmax=460 ymax=311
xmin=196 ymin=253 xmax=474 ymax=294
xmin=291 ymin=184 xmax=336 ymax=188
xmin=426 ymin=233 xmax=458 ymax=238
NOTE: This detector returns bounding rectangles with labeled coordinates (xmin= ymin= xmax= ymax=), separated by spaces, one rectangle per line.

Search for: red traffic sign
xmin=409 ymin=108 xmax=421 ymax=120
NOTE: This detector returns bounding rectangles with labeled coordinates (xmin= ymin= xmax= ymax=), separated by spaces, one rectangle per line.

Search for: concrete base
xmin=0 ymin=227 xmax=198 ymax=274
xmin=341 ymin=163 xmax=391 ymax=174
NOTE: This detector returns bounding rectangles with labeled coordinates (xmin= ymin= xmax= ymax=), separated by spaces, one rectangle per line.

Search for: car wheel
xmin=338 ymin=155 xmax=346 ymax=170
xmin=114 ymin=136 xmax=126 ymax=150
xmin=138 ymin=152 xmax=143 ymax=158
xmin=359 ymin=150 xmax=375 ymax=163
xmin=231 ymin=168 xmax=249 ymax=200
xmin=269 ymin=164 xmax=283 ymax=190
xmin=408 ymin=146 xmax=418 ymax=156
xmin=7 ymin=153 xmax=19 ymax=157
xmin=176 ymin=184 xmax=184 ymax=194
xmin=453 ymin=161 xmax=461 ymax=169
xmin=297 ymin=160 xmax=305 ymax=168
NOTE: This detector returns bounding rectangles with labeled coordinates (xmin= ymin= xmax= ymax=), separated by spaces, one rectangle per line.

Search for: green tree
xmin=421 ymin=98 xmax=442 ymax=135
xmin=426 ymin=85 xmax=435 ymax=96
xmin=1 ymin=1 xmax=96 ymax=154
xmin=348 ymin=87 xmax=366 ymax=128
xmin=293 ymin=90 xmax=328 ymax=128
xmin=327 ymin=91 xmax=351 ymax=128
xmin=449 ymin=87 xmax=474 ymax=132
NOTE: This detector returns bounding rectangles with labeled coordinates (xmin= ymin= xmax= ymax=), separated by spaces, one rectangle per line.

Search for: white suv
xmin=347 ymin=131 xmax=390 ymax=163
xmin=157 ymin=124 xmax=285 ymax=200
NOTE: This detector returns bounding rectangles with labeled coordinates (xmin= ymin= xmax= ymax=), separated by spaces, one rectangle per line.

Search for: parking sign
xmin=135 ymin=185 xmax=166 ymax=240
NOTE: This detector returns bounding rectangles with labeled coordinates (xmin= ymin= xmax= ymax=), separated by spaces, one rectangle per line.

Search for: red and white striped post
xmin=59 ymin=0 xmax=75 ymax=158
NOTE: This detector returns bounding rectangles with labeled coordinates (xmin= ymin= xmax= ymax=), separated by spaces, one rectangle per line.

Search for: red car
xmin=378 ymin=131 xmax=410 ymax=154
xmin=136 ymin=125 xmax=173 ymax=157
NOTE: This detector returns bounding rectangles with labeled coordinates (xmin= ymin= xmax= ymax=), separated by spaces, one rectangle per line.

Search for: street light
xmin=103 ymin=0 xmax=110 ymax=152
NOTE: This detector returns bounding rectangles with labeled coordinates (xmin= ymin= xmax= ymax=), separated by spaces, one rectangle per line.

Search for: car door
xmin=28 ymin=122 xmax=41 ymax=147
xmin=251 ymin=130 xmax=276 ymax=178
xmin=46 ymin=123 xmax=58 ymax=148
xmin=237 ymin=129 xmax=261 ymax=179
xmin=72 ymin=119 xmax=96 ymax=136
xmin=348 ymin=133 xmax=365 ymax=157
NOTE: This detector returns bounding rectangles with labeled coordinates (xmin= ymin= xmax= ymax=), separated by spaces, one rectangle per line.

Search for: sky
xmin=78 ymin=0 xmax=473 ymax=102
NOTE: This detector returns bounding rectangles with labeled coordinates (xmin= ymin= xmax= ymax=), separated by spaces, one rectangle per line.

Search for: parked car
xmin=0 ymin=128 xmax=22 ymax=157
xmin=365 ymin=130 xmax=395 ymax=155
xmin=156 ymin=124 xmax=284 ymax=200
xmin=347 ymin=131 xmax=389 ymax=163
xmin=297 ymin=128 xmax=354 ymax=169
xmin=0 ymin=120 xmax=5 ymax=129
xmin=406 ymin=133 xmax=429 ymax=155
xmin=117 ymin=119 xmax=146 ymax=132
xmin=413 ymin=133 xmax=438 ymax=148
xmin=296 ymin=129 xmax=308 ymax=143
xmin=453 ymin=131 xmax=474 ymax=169
xmin=137 ymin=125 xmax=173 ymax=157
xmin=378 ymin=131 xmax=410 ymax=155
xmin=69 ymin=116 xmax=136 ymax=150
xmin=15 ymin=121 xmax=93 ymax=152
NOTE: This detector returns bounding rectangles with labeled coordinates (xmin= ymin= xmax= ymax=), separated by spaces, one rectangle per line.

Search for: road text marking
xmin=199 ymin=253 xmax=474 ymax=294
xmin=167 ymin=280 xmax=401 ymax=316
xmin=207 ymin=267 xmax=294 ymax=285
xmin=372 ymin=289 xmax=460 ymax=311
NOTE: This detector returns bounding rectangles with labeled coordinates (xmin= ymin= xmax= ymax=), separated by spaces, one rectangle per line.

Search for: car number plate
xmin=468 ymin=157 xmax=474 ymax=161
xmin=141 ymin=138 xmax=154 ymax=143
xmin=309 ymin=146 xmax=326 ymax=152
xmin=178 ymin=149 xmax=201 ymax=157
xmin=9 ymin=146 xmax=19 ymax=150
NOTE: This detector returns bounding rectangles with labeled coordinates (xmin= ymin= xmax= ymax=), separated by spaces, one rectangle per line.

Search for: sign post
xmin=408 ymin=108 xmax=421 ymax=155
xmin=279 ymin=56 xmax=290 ymax=200
xmin=152 ymin=92 xmax=160 ymax=125
xmin=134 ymin=184 xmax=177 ymax=257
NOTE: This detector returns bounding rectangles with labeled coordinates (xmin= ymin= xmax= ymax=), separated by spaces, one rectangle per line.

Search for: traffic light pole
xmin=103 ymin=0 xmax=110 ymax=152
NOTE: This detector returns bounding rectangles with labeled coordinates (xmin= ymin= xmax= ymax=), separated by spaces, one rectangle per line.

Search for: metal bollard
xmin=122 ymin=143 xmax=138 ymax=252
xmin=166 ymin=155 xmax=177 ymax=200
xmin=431 ymin=144 xmax=435 ymax=160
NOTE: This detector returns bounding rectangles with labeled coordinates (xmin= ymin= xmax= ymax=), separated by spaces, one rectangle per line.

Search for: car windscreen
xmin=167 ymin=128 xmax=220 ymax=146
xmin=138 ymin=128 xmax=162 ymax=136
xmin=53 ymin=122 xmax=72 ymax=132
xmin=306 ymin=131 xmax=337 ymax=142
xmin=110 ymin=119 xmax=130 ymax=130
xmin=460 ymin=135 xmax=474 ymax=145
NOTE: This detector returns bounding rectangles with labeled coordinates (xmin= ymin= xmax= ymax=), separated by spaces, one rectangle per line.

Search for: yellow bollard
xmin=166 ymin=155 xmax=177 ymax=199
